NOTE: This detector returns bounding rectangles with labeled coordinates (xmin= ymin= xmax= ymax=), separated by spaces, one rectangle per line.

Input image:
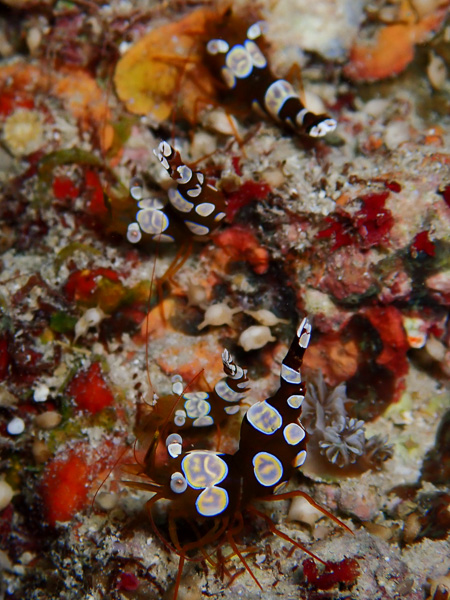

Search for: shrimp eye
xmin=170 ymin=472 xmax=187 ymax=494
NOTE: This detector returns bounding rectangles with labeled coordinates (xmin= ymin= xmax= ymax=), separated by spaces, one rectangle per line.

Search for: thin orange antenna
xmin=226 ymin=530 xmax=263 ymax=591
xmin=122 ymin=480 xmax=163 ymax=494
xmin=180 ymin=516 xmax=229 ymax=556
xmin=91 ymin=444 xmax=130 ymax=509
xmin=247 ymin=505 xmax=328 ymax=566
xmin=132 ymin=436 xmax=145 ymax=468
xmin=259 ymin=489 xmax=353 ymax=534
xmin=169 ymin=49 xmax=191 ymax=144
xmin=172 ymin=554 xmax=185 ymax=600
xmin=145 ymin=500 xmax=206 ymax=568
xmin=144 ymin=242 xmax=161 ymax=402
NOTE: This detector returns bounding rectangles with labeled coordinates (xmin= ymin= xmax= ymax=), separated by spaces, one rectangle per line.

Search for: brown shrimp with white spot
xmin=205 ymin=14 xmax=337 ymax=138
xmin=124 ymin=318 xmax=352 ymax=598
xmin=126 ymin=141 xmax=227 ymax=246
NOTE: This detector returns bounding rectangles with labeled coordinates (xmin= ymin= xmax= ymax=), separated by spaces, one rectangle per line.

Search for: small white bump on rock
xmin=32 ymin=439 xmax=51 ymax=464
xmin=384 ymin=120 xmax=410 ymax=150
xmin=363 ymin=98 xmax=390 ymax=118
xmin=74 ymin=307 xmax=108 ymax=341
xmin=287 ymin=496 xmax=324 ymax=527
xmin=26 ymin=27 xmax=42 ymax=54
xmin=7 ymin=417 xmax=25 ymax=435
xmin=427 ymin=50 xmax=447 ymax=90
xmin=95 ymin=492 xmax=118 ymax=511
xmin=187 ymin=282 xmax=208 ymax=307
xmin=425 ymin=335 xmax=446 ymax=362
xmin=33 ymin=383 xmax=49 ymax=403
xmin=0 ymin=386 xmax=18 ymax=407
xmin=203 ymin=109 xmax=240 ymax=136
xmin=238 ymin=325 xmax=275 ymax=351
xmin=402 ymin=316 xmax=427 ymax=349
xmin=245 ymin=309 xmax=288 ymax=327
xmin=198 ymin=303 xmax=240 ymax=329
xmin=0 ymin=480 xmax=14 ymax=511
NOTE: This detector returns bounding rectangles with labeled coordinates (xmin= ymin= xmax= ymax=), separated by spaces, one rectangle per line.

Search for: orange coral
xmin=41 ymin=441 xmax=122 ymax=526
xmin=214 ymin=226 xmax=270 ymax=275
xmin=156 ymin=336 xmax=224 ymax=384
xmin=41 ymin=450 xmax=91 ymax=526
xmin=67 ymin=362 xmax=115 ymax=415
xmin=139 ymin=298 xmax=177 ymax=340
xmin=304 ymin=334 xmax=359 ymax=386
xmin=344 ymin=4 xmax=448 ymax=81
xmin=53 ymin=68 xmax=114 ymax=150
xmin=0 ymin=61 xmax=113 ymax=151
xmin=114 ymin=8 xmax=220 ymax=123
xmin=363 ymin=306 xmax=409 ymax=377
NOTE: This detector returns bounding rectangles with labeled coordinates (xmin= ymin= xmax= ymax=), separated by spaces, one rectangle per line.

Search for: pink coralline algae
xmin=303 ymin=557 xmax=360 ymax=590
xmin=316 ymin=246 xmax=377 ymax=302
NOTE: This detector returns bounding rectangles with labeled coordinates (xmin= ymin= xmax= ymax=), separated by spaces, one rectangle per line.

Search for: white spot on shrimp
xmin=195 ymin=202 xmax=215 ymax=217
xmin=281 ymin=364 xmax=301 ymax=384
xmin=184 ymin=221 xmax=209 ymax=236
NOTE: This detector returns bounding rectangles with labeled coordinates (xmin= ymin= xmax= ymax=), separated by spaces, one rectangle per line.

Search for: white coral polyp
xmin=319 ymin=416 xmax=365 ymax=467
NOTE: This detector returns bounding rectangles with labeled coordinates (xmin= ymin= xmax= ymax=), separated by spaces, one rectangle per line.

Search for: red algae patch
xmin=226 ymin=180 xmax=271 ymax=222
xmin=64 ymin=268 xmax=121 ymax=305
xmin=67 ymin=362 xmax=114 ymax=414
xmin=40 ymin=441 xmax=122 ymax=526
xmin=411 ymin=231 xmax=436 ymax=258
xmin=317 ymin=191 xmax=394 ymax=252
xmin=52 ymin=175 xmax=79 ymax=201
xmin=117 ymin=571 xmax=140 ymax=592
xmin=303 ymin=557 xmax=360 ymax=590
xmin=41 ymin=449 xmax=91 ymax=526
